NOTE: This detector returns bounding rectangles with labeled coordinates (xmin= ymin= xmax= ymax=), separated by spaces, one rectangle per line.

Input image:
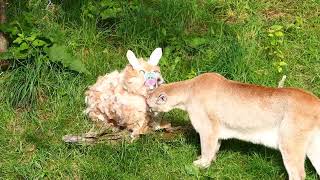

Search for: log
xmin=0 ymin=0 xmax=9 ymax=71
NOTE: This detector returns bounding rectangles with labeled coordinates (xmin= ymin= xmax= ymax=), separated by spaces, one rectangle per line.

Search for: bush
xmin=0 ymin=1 xmax=89 ymax=107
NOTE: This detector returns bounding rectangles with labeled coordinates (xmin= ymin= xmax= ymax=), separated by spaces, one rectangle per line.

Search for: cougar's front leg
xmin=188 ymin=107 xmax=220 ymax=168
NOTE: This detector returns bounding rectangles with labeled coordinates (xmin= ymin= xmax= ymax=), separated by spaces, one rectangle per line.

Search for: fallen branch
xmin=0 ymin=0 xmax=9 ymax=71
xmin=62 ymin=124 xmax=130 ymax=144
xmin=62 ymin=122 xmax=186 ymax=144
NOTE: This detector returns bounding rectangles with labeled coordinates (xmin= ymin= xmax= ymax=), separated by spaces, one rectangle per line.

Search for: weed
xmin=266 ymin=24 xmax=287 ymax=73
xmin=0 ymin=1 xmax=90 ymax=107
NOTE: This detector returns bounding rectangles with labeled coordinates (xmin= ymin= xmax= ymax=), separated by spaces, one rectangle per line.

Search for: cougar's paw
xmin=193 ymin=158 xmax=211 ymax=169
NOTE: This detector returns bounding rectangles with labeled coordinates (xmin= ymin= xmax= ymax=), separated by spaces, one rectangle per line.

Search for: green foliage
xmin=116 ymin=0 xmax=194 ymax=49
xmin=82 ymin=0 xmax=133 ymax=20
xmin=0 ymin=0 xmax=320 ymax=179
xmin=0 ymin=3 xmax=89 ymax=107
xmin=1 ymin=32 xmax=48 ymax=59
xmin=0 ymin=18 xmax=89 ymax=74
xmin=48 ymin=44 xmax=90 ymax=74
xmin=266 ymin=25 xmax=287 ymax=73
xmin=186 ymin=37 xmax=210 ymax=49
xmin=4 ymin=62 xmax=45 ymax=107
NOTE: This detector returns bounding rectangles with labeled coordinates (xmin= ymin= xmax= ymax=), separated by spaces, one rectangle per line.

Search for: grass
xmin=0 ymin=0 xmax=319 ymax=179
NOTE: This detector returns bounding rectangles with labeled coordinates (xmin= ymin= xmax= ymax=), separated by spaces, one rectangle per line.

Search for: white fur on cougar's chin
xmin=152 ymin=112 xmax=159 ymax=116
xmin=147 ymin=107 xmax=159 ymax=116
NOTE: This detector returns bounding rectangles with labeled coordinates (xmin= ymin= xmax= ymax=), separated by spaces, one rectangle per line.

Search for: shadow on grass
xmin=179 ymin=123 xmax=318 ymax=178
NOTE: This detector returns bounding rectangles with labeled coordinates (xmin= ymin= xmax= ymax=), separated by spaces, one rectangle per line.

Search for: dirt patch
xmin=0 ymin=60 xmax=10 ymax=71
xmin=262 ymin=9 xmax=286 ymax=20
xmin=221 ymin=9 xmax=249 ymax=24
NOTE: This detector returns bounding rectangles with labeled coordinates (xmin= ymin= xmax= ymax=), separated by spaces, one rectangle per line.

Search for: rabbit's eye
xmin=144 ymin=72 xmax=157 ymax=79
xmin=140 ymin=70 xmax=145 ymax=74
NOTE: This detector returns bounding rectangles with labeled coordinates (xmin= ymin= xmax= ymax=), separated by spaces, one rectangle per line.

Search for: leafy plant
xmin=0 ymin=21 xmax=89 ymax=74
xmin=0 ymin=6 xmax=89 ymax=107
xmin=82 ymin=0 xmax=136 ymax=20
xmin=186 ymin=68 xmax=198 ymax=79
xmin=1 ymin=32 xmax=48 ymax=60
xmin=266 ymin=25 xmax=287 ymax=73
xmin=48 ymin=44 xmax=89 ymax=74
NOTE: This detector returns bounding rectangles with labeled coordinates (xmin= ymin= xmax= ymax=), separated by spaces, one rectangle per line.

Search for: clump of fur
xmin=83 ymin=48 xmax=169 ymax=139
xmin=84 ymin=70 xmax=150 ymax=137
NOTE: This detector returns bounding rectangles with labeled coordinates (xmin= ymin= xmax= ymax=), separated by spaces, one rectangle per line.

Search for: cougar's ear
xmin=148 ymin=48 xmax=162 ymax=66
xmin=127 ymin=50 xmax=142 ymax=70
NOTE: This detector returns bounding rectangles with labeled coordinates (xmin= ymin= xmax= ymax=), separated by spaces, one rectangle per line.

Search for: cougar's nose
xmin=146 ymin=94 xmax=150 ymax=99
xmin=146 ymin=99 xmax=151 ymax=106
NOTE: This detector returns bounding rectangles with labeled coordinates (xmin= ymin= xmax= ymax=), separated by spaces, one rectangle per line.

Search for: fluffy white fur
xmin=84 ymin=48 xmax=170 ymax=139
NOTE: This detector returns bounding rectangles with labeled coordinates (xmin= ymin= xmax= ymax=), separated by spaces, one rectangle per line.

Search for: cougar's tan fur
xmin=147 ymin=73 xmax=320 ymax=180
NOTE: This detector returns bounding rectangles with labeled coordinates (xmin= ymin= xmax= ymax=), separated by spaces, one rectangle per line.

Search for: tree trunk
xmin=0 ymin=0 xmax=9 ymax=71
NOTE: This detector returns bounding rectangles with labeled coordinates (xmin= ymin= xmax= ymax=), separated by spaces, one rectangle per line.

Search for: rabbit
xmin=83 ymin=48 xmax=171 ymax=140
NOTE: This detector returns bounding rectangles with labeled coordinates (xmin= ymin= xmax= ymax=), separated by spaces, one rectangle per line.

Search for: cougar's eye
xmin=156 ymin=93 xmax=167 ymax=104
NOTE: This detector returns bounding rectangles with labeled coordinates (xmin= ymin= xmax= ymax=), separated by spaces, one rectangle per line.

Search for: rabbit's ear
xmin=148 ymin=48 xmax=162 ymax=66
xmin=127 ymin=50 xmax=142 ymax=70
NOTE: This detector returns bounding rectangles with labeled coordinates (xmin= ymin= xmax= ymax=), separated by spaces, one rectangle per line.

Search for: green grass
xmin=0 ymin=0 xmax=320 ymax=179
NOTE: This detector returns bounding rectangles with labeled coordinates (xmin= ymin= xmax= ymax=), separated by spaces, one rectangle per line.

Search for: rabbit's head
xmin=123 ymin=48 xmax=165 ymax=96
